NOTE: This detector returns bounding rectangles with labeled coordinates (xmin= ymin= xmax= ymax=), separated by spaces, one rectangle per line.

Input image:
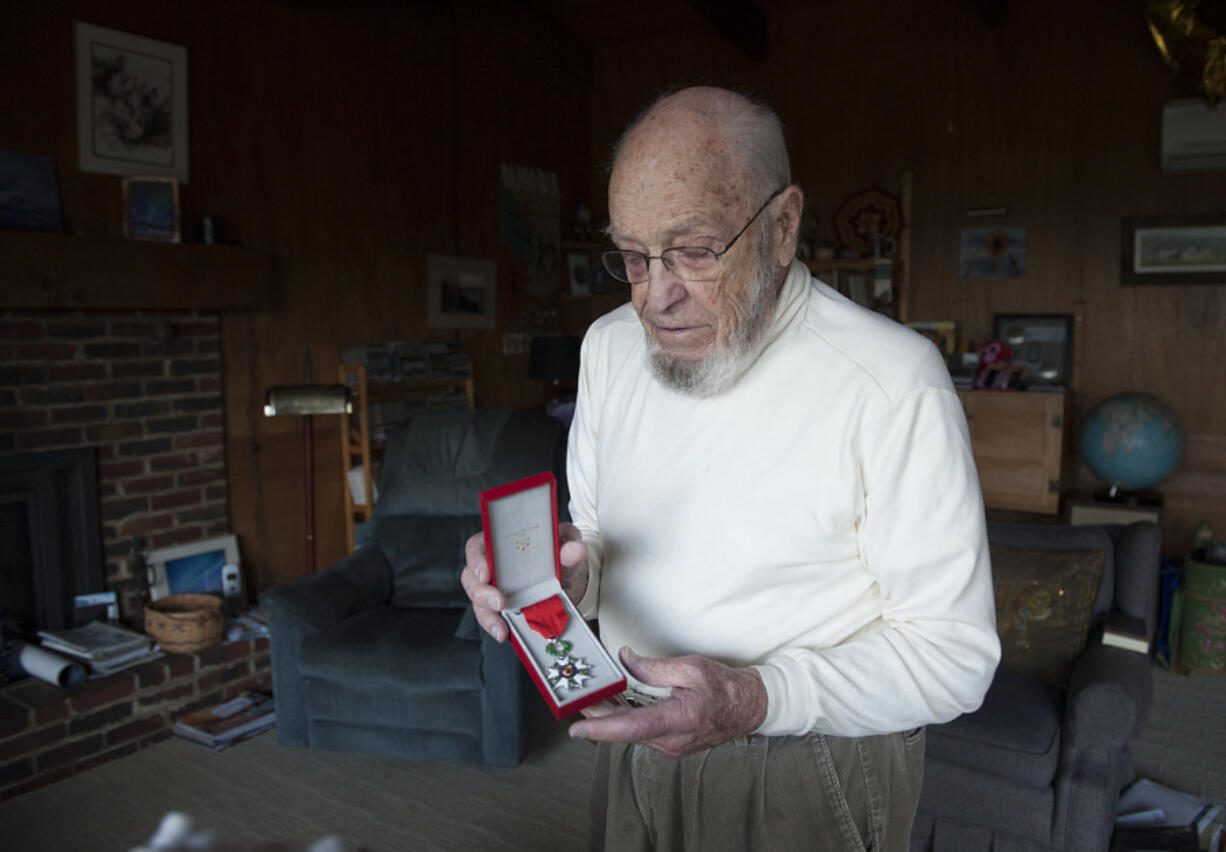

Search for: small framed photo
xmin=567 ymin=251 xmax=591 ymax=296
xmin=1121 ymin=213 xmax=1226 ymax=286
xmin=75 ymin=22 xmax=189 ymax=183
xmin=427 ymin=254 xmax=497 ymax=329
xmin=992 ymin=313 xmax=1073 ymax=388
xmin=122 ymin=176 xmax=181 ymax=242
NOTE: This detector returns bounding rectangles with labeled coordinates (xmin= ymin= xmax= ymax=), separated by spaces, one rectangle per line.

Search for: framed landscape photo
xmin=75 ymin=22 xmax=189 ymax=183
xmin=122 ymin=176 xmax=180 ymax=242
xmin=426 ymin=254 xmax=497 ymax=329
xmin=1121 ymin=213 xmax=1226 ymax=286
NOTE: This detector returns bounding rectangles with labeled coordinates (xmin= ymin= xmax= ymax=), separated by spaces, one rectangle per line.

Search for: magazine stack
xmin=37 ymin=620 xmax=163 ymax=677
xmin=172 ymin=691 xmax=276 ymax=751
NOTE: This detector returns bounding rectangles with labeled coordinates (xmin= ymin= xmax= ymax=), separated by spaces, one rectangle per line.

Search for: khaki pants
xmin=590 ymin=729 xmax=925 ymax=852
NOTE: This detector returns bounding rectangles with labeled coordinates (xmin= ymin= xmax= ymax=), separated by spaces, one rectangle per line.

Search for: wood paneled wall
xmin=3 ymin=1 xmax=593 ymax=590
xmin=586 ymin=0 xmax=1226 ymax=557
xmin=6 ymin=0 xmax=1222 ymax=589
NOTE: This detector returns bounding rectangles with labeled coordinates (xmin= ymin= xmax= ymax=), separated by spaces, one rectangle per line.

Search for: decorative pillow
xmin=990 ymin=543 xmax=1105 ymax=687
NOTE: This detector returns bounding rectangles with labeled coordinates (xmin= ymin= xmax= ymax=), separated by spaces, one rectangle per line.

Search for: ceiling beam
xmin=981 ymin=0 xmax=1008 ymax=28
xmin=684 ymin=0 xmax=768 ymax=63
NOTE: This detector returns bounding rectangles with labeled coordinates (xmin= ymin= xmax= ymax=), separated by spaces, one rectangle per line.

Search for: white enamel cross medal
xmin=522 ymin=595 xmax=593 ymax=693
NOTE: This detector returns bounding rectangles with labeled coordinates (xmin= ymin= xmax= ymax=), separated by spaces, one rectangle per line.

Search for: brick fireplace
xmin=0 ymin=308 xmax=230 ymax=615
xmin=0 ymin=307 xmax=275 ymax=800
xmin=0 ymin=638 xmax=270 ymax=800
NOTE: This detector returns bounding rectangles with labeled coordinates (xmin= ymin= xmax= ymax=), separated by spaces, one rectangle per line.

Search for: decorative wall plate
xmin=834 ymin=186 xmax=902 ymax=257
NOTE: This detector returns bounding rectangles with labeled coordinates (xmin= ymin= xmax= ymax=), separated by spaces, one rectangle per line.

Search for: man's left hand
xmin=569 ymin=647 xmax=767 ymax=758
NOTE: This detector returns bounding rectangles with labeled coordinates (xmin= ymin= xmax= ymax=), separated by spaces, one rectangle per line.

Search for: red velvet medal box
xmin=481 ymin=472 xmax=626 ymax=719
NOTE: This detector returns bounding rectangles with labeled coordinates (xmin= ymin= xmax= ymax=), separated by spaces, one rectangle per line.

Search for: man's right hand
xmin=461 ymin=522 xmax=590 ymax=642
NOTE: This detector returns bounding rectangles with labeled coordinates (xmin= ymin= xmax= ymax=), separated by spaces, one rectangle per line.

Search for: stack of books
xmin=37 ymin=620 xmax=162 ymax=677
xmin=172 ymin=691 xmax=276 ymax=751
xmin=343 ymin=341 xmax=472 ymax=386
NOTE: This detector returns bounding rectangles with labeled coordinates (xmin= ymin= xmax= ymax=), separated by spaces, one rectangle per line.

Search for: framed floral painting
xmin=75 ymin=22 xmax=189 ymax=183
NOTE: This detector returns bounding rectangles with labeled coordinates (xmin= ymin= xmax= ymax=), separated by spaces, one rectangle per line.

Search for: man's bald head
xmin=610 ymin=87 xmax=791 ymax=205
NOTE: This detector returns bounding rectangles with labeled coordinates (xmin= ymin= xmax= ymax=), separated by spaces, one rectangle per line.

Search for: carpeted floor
xmin=3 ymin=662 xmax=1223 ymax=852
xmin=0 ymin=725 xmax=597 ymax=852
xmin=1129 ymin=665 xmax=1226 ymax=803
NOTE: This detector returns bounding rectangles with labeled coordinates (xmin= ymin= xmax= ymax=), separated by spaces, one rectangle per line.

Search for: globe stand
xmin=1067 ymin=487 xmax=1164 ymax=527
xmin=1093 ymin=486 xmax=1165 ymax=507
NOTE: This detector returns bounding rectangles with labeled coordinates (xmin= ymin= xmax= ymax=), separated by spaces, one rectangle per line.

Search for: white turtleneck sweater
xmin=567 ymin=259 xmax=1000 ymax=738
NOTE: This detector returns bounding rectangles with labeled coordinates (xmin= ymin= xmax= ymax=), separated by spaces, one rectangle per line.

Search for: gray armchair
xmin=910 ymin=520 xmax=1161 ymax=852
xmin=260 ymin=409 xmax=568 ymax=766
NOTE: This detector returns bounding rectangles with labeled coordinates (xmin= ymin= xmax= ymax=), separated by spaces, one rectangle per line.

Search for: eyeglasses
xmin=601 ymin=188 xmax=786 ymax=285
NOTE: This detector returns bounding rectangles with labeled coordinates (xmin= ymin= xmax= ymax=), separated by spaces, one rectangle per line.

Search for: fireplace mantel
xmin=0 ymin=230 xmax=276 ymax=311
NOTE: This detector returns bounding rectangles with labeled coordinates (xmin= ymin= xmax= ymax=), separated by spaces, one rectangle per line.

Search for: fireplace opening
xmin=0 ymin=448 xmax=105 ymax=641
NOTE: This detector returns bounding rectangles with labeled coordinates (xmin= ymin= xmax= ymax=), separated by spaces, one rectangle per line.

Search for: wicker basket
xmin=144 ymin=593 xmax=223 ymax=653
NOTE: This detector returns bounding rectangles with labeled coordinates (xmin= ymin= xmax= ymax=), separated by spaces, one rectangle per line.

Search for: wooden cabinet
xmin=958 ymin=390 xmax=1069 ymax=515
xmin=338 ymin=364 xmax=474 ymax=552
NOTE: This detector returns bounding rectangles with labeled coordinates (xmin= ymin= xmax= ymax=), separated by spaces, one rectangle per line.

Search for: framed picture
xmin=992 ymin=313 xmax=1073 ymax=388
xmin=75 ymin=22 xmax=189 ymax=183
xmin=427 ymin=254 xmax=497 ymax=329
xmin=122 ymin=176 xmax=181 ymax=242
xmin=959 ymin=226 xmax=1027 ymax=279
xmin=1121 ymin=213 xmax=1226 ymax=286
xmin=567 ymin=251 xmax=592 ymax=296
xmin=144 ymin=534 xmax=241 ymax=602
xmin=0 ymin=151 xmax=63 ymax=232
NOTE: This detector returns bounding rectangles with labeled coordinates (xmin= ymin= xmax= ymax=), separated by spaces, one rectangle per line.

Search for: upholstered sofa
xmin=261 ymin=409 xmax=568 ymax=766
xmin=910 ymin=520 xmax=1161 ymax=852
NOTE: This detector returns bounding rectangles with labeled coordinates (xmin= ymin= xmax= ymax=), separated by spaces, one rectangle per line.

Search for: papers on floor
xmin=1116 ymin=778 xmax=1225 ymax=851
xmin=131 ymin=811 xmax=363 ymax=852
xmin=37 ymin=620 xmax=163 ymax=678
xmin=172 ymin=690 xmax=275 ymax=751
xmin=1117 ymin=778 xmax=1219 ymax=828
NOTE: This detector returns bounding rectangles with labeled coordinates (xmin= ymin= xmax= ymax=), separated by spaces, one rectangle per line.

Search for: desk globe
xmin=1080 ymin=393 xmax=1184 ymax=497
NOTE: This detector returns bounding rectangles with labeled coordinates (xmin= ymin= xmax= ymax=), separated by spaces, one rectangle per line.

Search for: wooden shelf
xmin=0 ymin=229 xmax=275 ymax=311
xmin=559 ymin=291 xmax=628 ymax=306
xmin=337 ymin=364 xmax=474 ymax=552
xmin=805 ymin=258 xmax=878 ymax=273
xmin=803 ymin=170 xmax=913 ymax=324
xmin=366 ymin=380 xmax=474 ymax=404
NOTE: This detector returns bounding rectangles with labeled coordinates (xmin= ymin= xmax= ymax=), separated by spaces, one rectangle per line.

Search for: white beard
xmin=647 ymin=234 xmax=779 ymax=398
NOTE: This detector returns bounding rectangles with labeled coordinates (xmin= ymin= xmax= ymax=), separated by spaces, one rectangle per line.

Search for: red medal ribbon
xmin=522 ymin=594 xmax=569 ymax=640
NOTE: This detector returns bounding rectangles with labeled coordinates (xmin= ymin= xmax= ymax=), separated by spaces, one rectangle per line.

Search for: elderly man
xmin=463 ymin=86 xmax=999 ymax=851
